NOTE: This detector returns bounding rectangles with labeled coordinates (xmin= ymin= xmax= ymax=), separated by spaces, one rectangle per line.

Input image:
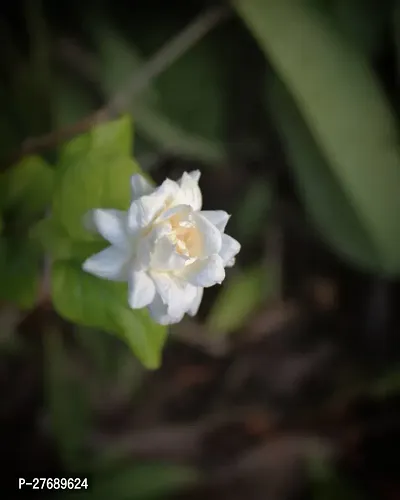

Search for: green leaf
xmin=51 ymin=260 xmax=167 ymax=369
xmin=43 ymin=328 xmax=91 ymax=472
xmin=234 ymin=0 xmax=400 ymax=275
xmin=60 ymin=113 xmax=132 ymax=162
xmin=114 ymin=303 xmax=167 ymax=371
xmin=32 ymin=216 xmax=105 ymax=261
xmin=0 ymin=236 xmax=41 ymax=308
xmin=86 ymin=463 xmax=198 ymax=500
xmin=52 ymin=260 xmax=116 ymax=332
xmin=207 ymin=264 xmax=278 ymax=336
xmin=52 ymin=116 xmax=140 ymax=240
xmin=0 ymin=155 xmax=53 ymax=220
xmin=266 ymin=75 xmax=380 ymax=270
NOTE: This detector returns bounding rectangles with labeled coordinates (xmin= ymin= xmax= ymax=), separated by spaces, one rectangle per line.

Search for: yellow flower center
xmin=168 ymin=213 xmax=202 ymax=258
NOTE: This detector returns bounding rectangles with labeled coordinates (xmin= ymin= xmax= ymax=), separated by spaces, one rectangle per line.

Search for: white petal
xmin=156 ymin=203 xmax=191 ymax=223
xmin=148 ymin=294 xmax=184 ymax=325
xmin=193 ymin=213 xmax=222 ymax=257
xmin=151 ymin=272 xmax=197 ymax=318
xmin=87 ymin=209 xmax=127 ymax=248
xmin=219 ymin=234 xmax=241 ymax=267
xmin=128 ymin=271 xmax=156 ymax=309
xmin=82 ymin=246 xmax=129 ymax=281
xmin=182 ymin=254 xmax=225 ymax=287
xmin=134 ymin=223 xmax=172 ymax=271
xmin=187 ymin=287 xmax=204 ymax=316
xmin=128 ymin=198 xmax=158 ymax=233
xmin=131 ymin=174 xmax=154 ymax=200
xmin=128 ymin=179 xmax=179 ymax=231
xmin=199 ymin=210 xmax=230 ymax=232
xmin=151 ymin=236 xmax=188 ymax=271
xmin=172 ymin=171 xmax=202 ymax=211
xmin=187 ymin=170 xmax=201 ymax=182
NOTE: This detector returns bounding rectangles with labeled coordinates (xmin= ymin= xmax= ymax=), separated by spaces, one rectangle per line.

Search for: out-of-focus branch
xmin=2 ymin=6 xmax=230 ymax=171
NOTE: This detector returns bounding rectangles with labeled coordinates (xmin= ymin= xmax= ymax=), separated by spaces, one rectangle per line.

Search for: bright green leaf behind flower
xmin=52 ymin=115 xmax=140 ymax=241
xmin=52 ymin=260 xmax=167 ymax=369
xmin=32 ymin=216 xmax=106 ymax=261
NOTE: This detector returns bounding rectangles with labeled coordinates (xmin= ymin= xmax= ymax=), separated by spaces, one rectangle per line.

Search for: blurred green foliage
xmin=80 ymin=463 xmax=199 ymax=500
xmin=234 ymin=0 xmax=400 ymax=276
xmin=207 ymin=262 xmax=279 ymax=336
xmin=44 ymin=329 xmax=91 ymax=472
xmin=93 ymin=23 xmax=226 ymax=163
xmin=0 ymin=156 xmax=53 ymax=307
xmin=44 ymin=328 xmax=198 ymax=499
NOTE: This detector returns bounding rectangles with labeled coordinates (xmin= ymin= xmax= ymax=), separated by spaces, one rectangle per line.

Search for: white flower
xmin=82 ymin=171 xmax=241 ymax=325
